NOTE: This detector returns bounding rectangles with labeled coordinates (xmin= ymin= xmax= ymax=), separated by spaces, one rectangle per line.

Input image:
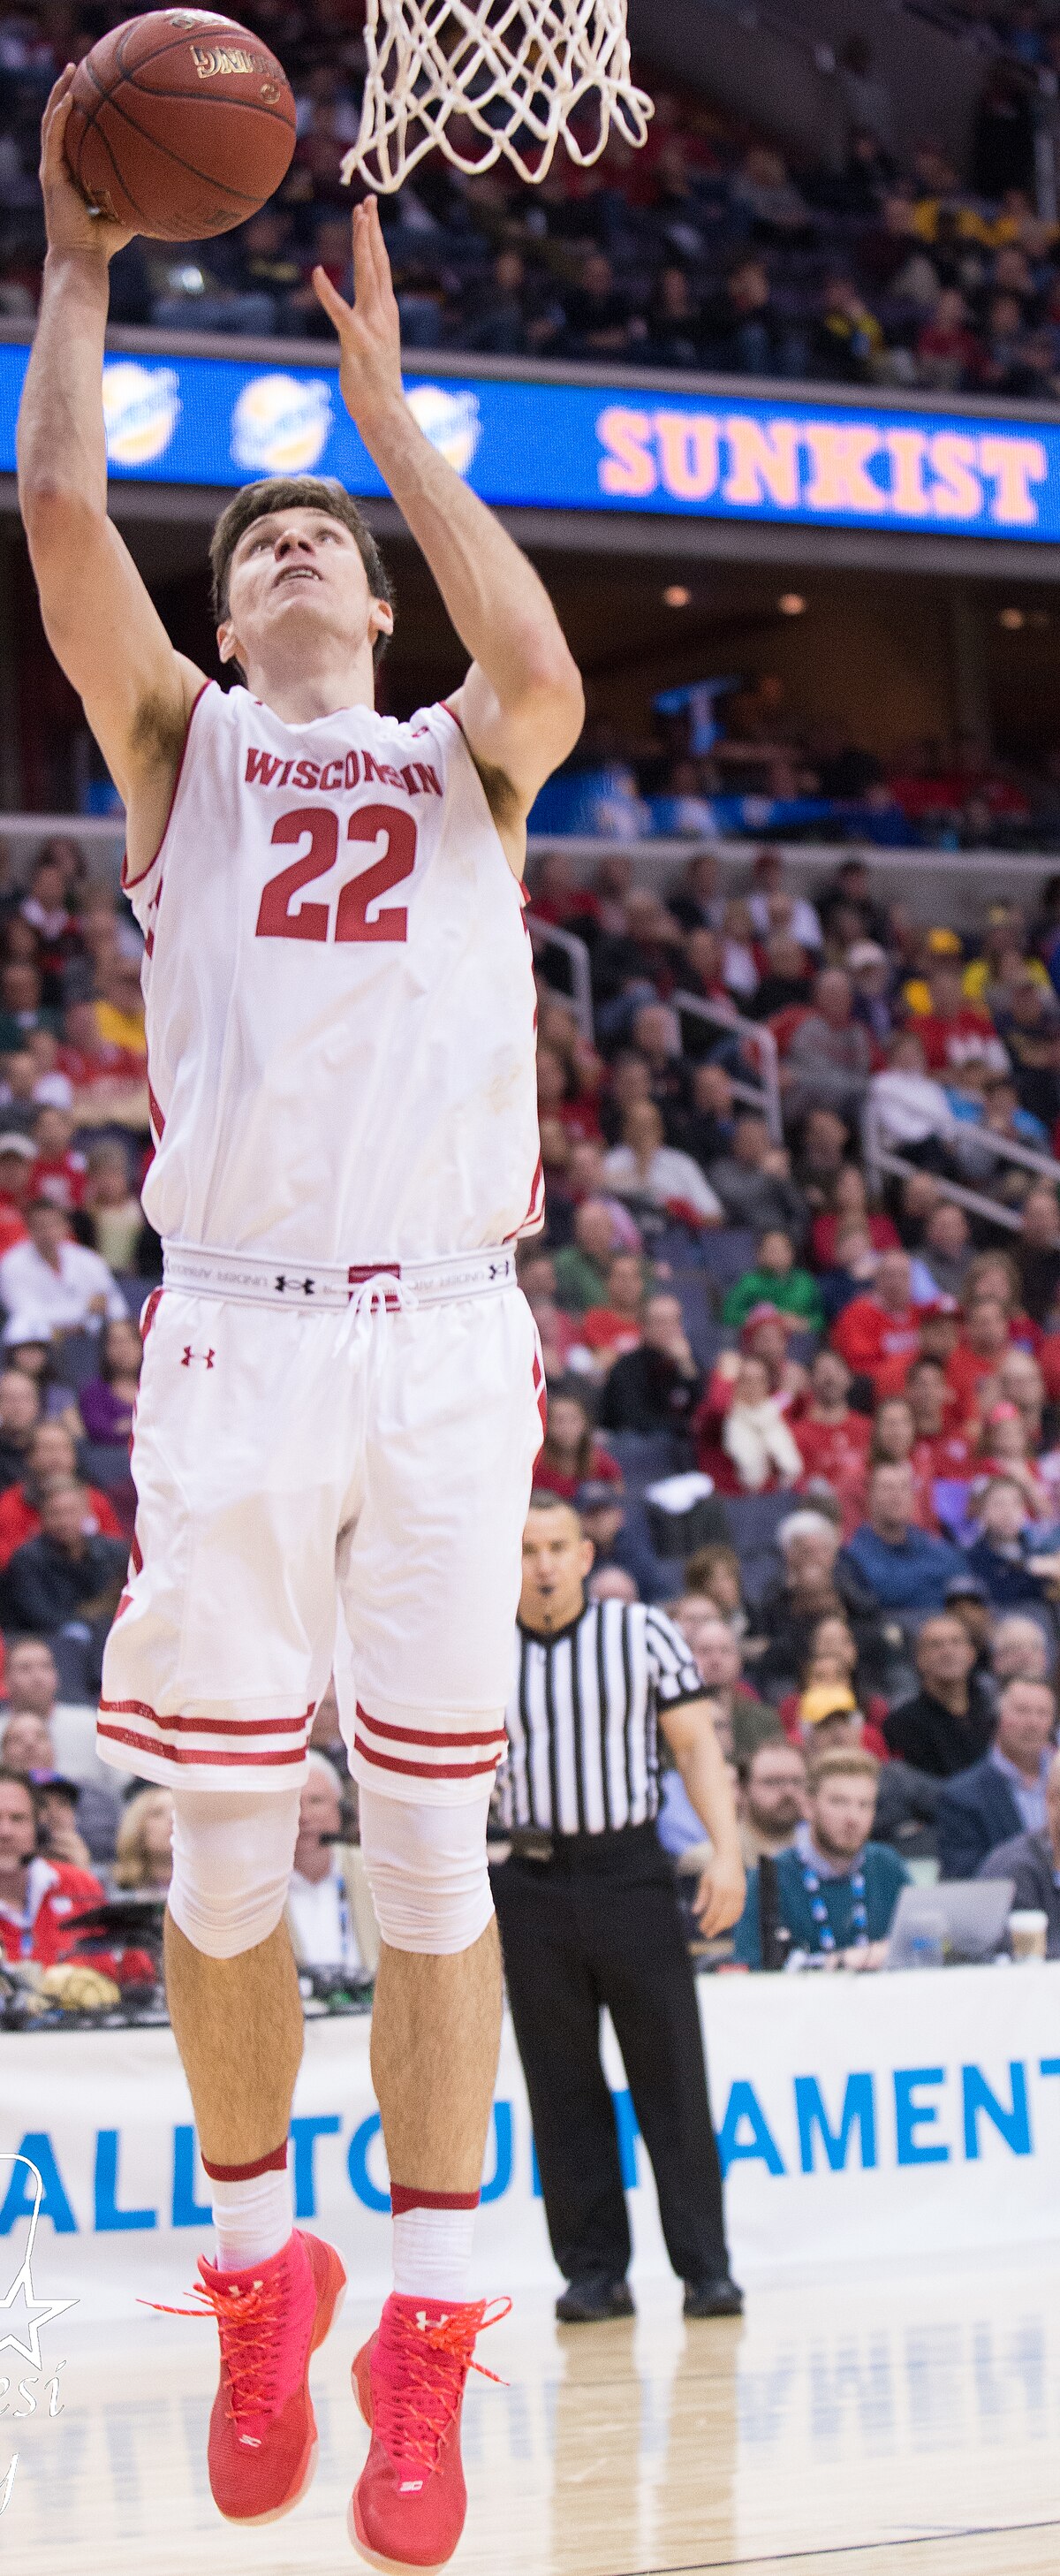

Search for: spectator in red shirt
xmin=906 ymin=1352 xmax=973 ymax=1486
xmin=537 ymin=1044 xmax=602 ymax=1145
xmin=29 ymin=1103 xmax=86 ymax=1213
xmin=0 ymin=1767 xmax=150 ymax=1983
xmin=532 ymin=1387 xmax=623 ymax=1502
xmin=0 ymin=1135 xmax=33 ymax=1256
xmin=529 ymin=848 xmax=602 ymax=931
xmin=946 ymin=1292 xmax=1016 ymax=1421
xmin=831 ymin=1247 xmax=923 ymax=1395
xmin=0 ymin=1418 xmax=124 ymax=1569
xmin=809 ymin=1162 xmax=900 ymax=1271
xmin=792 ymin=1347 xmax=872 ymax=1535
xmin=916 ymin=288 xmax=980 ymax=390
xmin=869 ymin=1394 xmax=938 ymax=1528
xmin=56 ymin=999 xmax=149 ymax=1130
xmin=913 ymin=956 xmax=1008 ymax=1079
xmin=537 ymin=995 xmax=605 ymax=1125
xmin=580 ymin=1249 xmax=647 ymax=1365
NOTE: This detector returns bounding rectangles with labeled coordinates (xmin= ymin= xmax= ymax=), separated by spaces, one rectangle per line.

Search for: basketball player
xmin=19 ymin=71 xmax=584 ymax=2573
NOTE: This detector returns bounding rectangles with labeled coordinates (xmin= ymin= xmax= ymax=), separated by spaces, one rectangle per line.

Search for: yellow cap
xmin=799 ymin=1683 xmax=857 ymax=1726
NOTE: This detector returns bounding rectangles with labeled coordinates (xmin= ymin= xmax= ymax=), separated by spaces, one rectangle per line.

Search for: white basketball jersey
xmin=125 ymin=684 xmax=543 ymax=1263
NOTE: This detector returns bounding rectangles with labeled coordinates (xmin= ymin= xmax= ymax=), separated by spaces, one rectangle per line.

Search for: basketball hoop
xmin=340 ymin=0 xmax=652 ymax=193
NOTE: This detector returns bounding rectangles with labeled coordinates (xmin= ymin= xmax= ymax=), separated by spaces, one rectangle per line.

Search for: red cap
xmin=739 ymin=1302 xmax=796 ymax=1344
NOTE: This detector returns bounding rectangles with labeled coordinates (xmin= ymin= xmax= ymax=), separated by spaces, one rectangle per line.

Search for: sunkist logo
xmin=405 ymin=384 xmax=481 ymax=478
xmin=102 ymin=363 xmax=180 ymax=468
xmin=231 ymin=374 xmax=332 ymax=475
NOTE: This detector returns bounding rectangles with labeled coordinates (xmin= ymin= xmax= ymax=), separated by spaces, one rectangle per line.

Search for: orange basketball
xmin=64 ymin=10 xmax=296 ymax=242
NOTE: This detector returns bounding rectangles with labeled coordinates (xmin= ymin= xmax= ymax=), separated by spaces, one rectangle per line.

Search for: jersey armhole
xmin=121 ymin=680 xmax=212 ymax=893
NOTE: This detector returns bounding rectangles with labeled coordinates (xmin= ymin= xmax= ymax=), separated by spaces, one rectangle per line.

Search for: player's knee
xmin=168 ymin=1788 xmax=301 ymax=1960
xmin=359 ymin=1782 xmax=494 ymax=1956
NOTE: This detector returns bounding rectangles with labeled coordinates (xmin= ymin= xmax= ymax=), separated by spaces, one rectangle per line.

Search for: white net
xmin=340 ymin=0 xmax=653 ymax=192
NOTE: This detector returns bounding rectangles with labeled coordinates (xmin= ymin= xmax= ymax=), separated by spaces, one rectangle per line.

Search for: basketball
xmin=63 ymin=10 xmax=296 ymax=240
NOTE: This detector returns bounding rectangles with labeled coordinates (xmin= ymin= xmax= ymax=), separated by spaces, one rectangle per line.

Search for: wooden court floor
xmin=4 ymin=2246 xmax=1060 ymax=2575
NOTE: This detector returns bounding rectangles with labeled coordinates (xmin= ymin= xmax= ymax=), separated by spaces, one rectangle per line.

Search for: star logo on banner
xmin=0 ymin=2161 xmax=77 ymax=2365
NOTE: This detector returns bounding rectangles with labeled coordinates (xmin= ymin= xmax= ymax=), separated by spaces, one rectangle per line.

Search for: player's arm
xmin=314 ymin=201 xmax=584 ymax=878
xmin=17 ymin=72 xmax=207 ymax=866
xmin=659 ymin=1696 xmax=746 ymax=1938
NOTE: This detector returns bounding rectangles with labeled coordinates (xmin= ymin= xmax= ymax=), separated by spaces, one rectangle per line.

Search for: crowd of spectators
xmin=5 ymin=816 xmax=1060 ymax=1992
xmin=3 ymin=4 xmax=1060 ymax=420
xmin=531 ymin=688 xmax=1060 ymax=849
xmin=522 ymin=832 xmax=1060 ymax=1964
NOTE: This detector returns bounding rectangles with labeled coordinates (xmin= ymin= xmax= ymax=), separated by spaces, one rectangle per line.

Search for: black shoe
xmin=556 ymin=2276 xmax=635 ymax=2323
xmin=683 ymin=2275 xmax=744 ymax=2319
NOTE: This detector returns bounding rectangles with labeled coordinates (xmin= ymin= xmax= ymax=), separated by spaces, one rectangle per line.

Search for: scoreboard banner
xmin=1 ymin=338 xmax=1060 ymax=536
xmin=3 ymin=1964 xmax=1060 ymax=2319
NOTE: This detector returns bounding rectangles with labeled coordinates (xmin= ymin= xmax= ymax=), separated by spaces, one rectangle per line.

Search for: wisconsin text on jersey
xmin=244 ymin=746 xmax=443 ymax=799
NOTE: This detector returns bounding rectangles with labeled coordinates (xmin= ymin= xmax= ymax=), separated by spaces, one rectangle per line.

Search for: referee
xmin=491 ymin=1493 xmax=746 ymax=2323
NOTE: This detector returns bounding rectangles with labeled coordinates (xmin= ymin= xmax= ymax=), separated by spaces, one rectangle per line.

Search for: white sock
xmin=210 ymin=2165 xmax=293 ymax=2273
xmin=392 ymin=2205 xmax=477 ymax=2302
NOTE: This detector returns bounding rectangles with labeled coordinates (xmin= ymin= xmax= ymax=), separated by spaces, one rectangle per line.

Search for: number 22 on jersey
xmin=255 ymin=802 xmax=416 ymax=946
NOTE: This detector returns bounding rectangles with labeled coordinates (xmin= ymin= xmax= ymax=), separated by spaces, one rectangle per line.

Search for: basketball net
xmin=340 ymin=0 xmax=652 ymax=192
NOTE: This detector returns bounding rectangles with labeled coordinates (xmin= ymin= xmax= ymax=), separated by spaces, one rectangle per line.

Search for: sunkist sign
xmin=1 ymin=340 xmax=1058 ymax=536
xmin=595 ymin=404 xmax=1048 ymax=527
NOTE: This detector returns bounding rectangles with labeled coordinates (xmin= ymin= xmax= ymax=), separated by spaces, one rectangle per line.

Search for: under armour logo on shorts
xmin=181 ymin=1346 xmax=216 ymax=1369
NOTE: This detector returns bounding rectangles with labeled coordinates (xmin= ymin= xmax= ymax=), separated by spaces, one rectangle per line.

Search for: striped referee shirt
xmin=500 ymin=1598 xmax=705 ymax=1835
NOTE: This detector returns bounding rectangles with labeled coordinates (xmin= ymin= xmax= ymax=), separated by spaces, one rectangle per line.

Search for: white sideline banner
xmin=2 ymin=1965 xmax=1060 ymax=2316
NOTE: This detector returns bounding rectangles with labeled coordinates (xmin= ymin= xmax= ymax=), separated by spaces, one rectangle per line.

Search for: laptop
xmin=886 ymin=1878 xmax=1014 ymax=1968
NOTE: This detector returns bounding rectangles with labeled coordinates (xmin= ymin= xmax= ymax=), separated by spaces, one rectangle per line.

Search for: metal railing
xmin=864 ymin=1150 xmax=1025 ymax=1235
xmin=526 ymin=919 xmax=594 ymax=1043
xmin=862 ymin=1094 xmax=1060 ymax=1218
xmin=673 ymin=992 xmax=784 ymax=1144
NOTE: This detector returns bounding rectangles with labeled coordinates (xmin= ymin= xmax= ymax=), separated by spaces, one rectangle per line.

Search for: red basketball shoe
xmin=348 ymin=2291 xmax=509 ymax=2572
xmin=153 ymin=2229 xmax=346 ymax=2526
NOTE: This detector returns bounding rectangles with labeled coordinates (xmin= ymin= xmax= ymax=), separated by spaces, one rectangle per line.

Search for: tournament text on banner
xmin=2 ymin=1967 xmax=1060 ymax=2314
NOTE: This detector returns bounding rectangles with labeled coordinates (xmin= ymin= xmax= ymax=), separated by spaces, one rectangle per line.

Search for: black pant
xmin=491 ymin=1823 xmax=730 ymax=2287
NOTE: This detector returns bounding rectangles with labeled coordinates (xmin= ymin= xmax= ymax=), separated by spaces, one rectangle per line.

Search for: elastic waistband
xmin=162 ymin=1240 xmax=518 ymax=1311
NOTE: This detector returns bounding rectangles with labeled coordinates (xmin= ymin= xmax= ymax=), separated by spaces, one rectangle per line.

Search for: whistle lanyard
xmin=799 ymin=1856 xmax=868 ymax=1953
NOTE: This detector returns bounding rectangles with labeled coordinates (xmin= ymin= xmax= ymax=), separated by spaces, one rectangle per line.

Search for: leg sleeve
xmin=169 ymin=1788 xmax=301 ymax=1959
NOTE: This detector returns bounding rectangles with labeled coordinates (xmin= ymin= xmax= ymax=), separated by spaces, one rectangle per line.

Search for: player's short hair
xmin=208 ymin=478 xmax=395 ymax=669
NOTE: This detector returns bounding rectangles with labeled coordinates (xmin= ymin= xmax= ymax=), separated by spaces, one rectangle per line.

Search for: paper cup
xmin=1009 ymin=1909 xmax=1049 ymax=1961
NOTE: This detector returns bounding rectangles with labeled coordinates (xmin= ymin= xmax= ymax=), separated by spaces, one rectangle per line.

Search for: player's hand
xmin=693 ymin=1850 xmax=746 ymax=1938
xmin=40 ymin=67 xmax=136 ymax=260
xmin=312 ymin=197 xmax=405 ymax=437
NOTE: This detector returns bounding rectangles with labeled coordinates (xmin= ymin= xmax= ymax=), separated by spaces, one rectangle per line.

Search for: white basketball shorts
xmin=97 ymin=1246 xmax=546 ymax=1805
